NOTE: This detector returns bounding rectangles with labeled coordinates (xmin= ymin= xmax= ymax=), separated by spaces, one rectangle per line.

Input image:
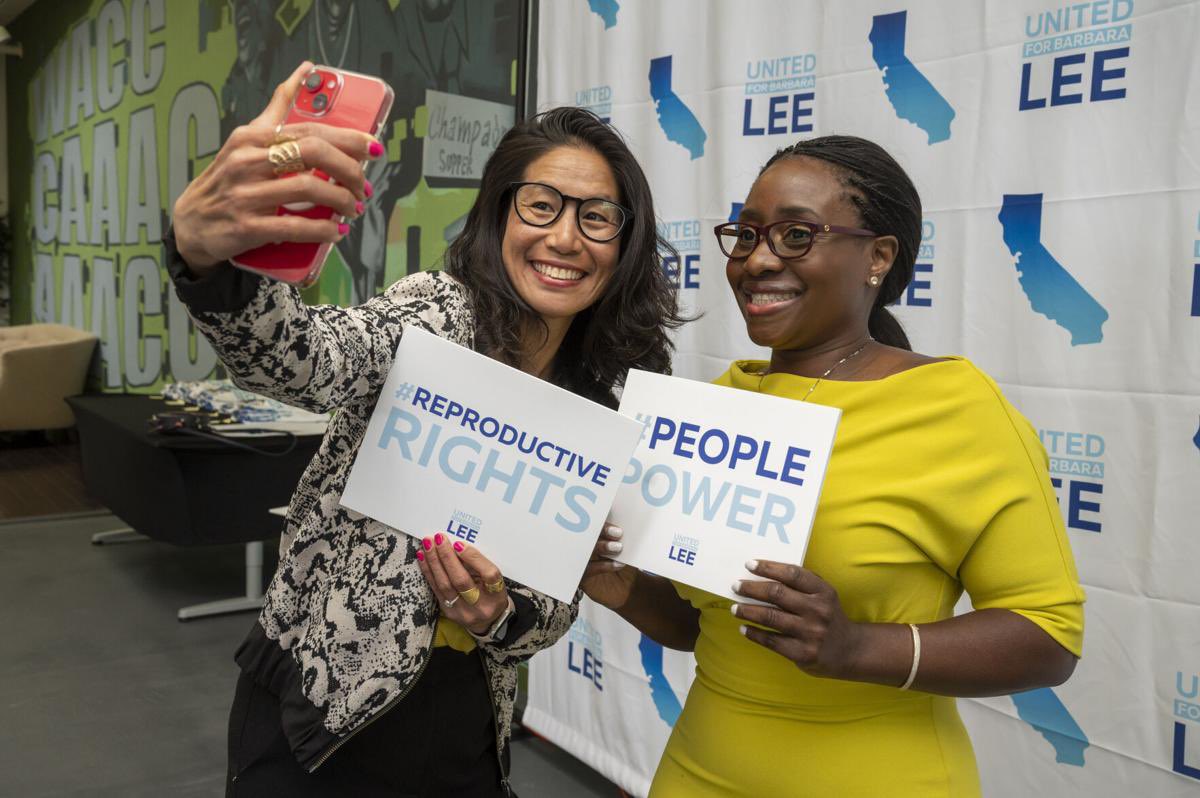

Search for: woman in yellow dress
xmin=580 ymin=135 xmax=1085 ymax=797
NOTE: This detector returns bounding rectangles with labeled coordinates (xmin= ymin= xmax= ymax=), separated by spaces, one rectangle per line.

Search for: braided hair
xmin=759 ymin=136 xmax=922 ymax=350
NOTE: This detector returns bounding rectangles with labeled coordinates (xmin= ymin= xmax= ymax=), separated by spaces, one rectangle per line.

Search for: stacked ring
xmin=267 ymin=139 xmax=305 ymax=176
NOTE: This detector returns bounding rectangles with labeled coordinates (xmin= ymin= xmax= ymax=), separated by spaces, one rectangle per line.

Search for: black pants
xmin=227 ymin=647 xmax=507 ymax=797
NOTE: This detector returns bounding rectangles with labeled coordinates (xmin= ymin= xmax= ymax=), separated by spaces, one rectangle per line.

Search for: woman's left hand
xmin=731 ymin=559 xmax=863 ymax=679
xmin=417 ymin=533 xmax=509 ymax=635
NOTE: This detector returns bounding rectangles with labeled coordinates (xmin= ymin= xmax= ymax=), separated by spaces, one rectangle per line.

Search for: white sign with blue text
xmin=612 ymin=370 xmax=841 ymax=603
xmin=340 ymin=327 xmax=644 ymax=602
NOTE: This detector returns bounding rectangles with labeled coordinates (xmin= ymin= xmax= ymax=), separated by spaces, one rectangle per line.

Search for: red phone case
xmin=231 ymin=66 xmax=395 ymax=287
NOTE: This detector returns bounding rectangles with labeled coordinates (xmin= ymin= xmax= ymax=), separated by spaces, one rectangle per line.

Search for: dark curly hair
xmin=759 ymin=135 xmax=922 ymax=351
xmin=443 ymin=107 xmax=686 ymax=407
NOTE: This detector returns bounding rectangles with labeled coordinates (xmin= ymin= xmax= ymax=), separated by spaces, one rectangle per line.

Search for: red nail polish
xmin=337 ymin=222 xmax=349 ymax=235
xmin=355 ymin=200 xmax=364 ymax=215
xmin=453 ymin=541 xmax=464 ymax=553
xmin=368 ymin=140 xmax=384 ymax=158
xmin=416 ymin=550 xmax=425 ymax=562
xmin=422 ymin=538 xmax=432 ymax=551
xmin=364 ymin=180 xmax=374 ymax=198
xmin=435 ymin=533 xmax=444 ymax=546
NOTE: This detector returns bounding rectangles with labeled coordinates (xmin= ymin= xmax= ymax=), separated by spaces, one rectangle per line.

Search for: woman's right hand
xmin=171 ymin=61 xmax=381 ymax=276
xmin=580 ymin=521 xmax=638 ymax=610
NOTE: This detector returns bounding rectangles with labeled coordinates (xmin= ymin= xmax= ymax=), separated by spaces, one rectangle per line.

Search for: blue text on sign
xmin=663 ymin=254 xmax=700 ymax=289
xmin=623 ymin=457 xmax=796 ymax=543
xmin=567 ymin=642 xmax=603 ymax=691
xmin=648 ymin=416 xmax=810 ymax=487
xmin=445 ymin=521 xmax=478 ymax=543
xmin=669 ymin=545 xmax=697 ymax=565
xmin=410 ymin=387 xmax=610 ymax=487
xmin=1019 ymin=47 xmax=1129 ymax=110
xmin=1051 ymin=477 xmax=1103 ymax=533
xmin=891 ymin=263 xmax=933 ymax=307
xmin=743 ymin=93 xmax=814 ymax=136
xmin=378 ymin=407 xmax=598 ymax=533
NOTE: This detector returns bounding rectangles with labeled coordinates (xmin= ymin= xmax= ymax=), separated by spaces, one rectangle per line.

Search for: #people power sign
xmin=342 ymin=327 xmax=642 ymax=602
xmin=612 ymin=371 xmax=840 ymax=601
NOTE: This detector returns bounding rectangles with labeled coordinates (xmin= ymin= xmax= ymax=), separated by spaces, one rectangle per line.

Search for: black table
xmin=67 ymin=394 xmax=323 ymax=619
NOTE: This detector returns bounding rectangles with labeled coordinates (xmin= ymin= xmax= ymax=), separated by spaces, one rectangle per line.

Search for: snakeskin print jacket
xmin=166 ymin=232 xmax=578 ymax=784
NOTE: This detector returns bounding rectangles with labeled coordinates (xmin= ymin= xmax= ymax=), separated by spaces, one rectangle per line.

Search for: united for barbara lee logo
xmin=659 ymin=219 xmax=702 ymax=291
xmin=741 ymin=53 xmax=816 ymax=137
xmin=1018 ymin=0 xmax=1133 ymax=111
xmin=574 ymin=85 xmax=612 ymax=123
xmin=669 ymin=533 xmax=700 ymax=567
xmin=890 ymin=219 xmax=936 ymax=308
xmin=1172 ymin=670 xmax=1200 ymax=780
xmin=1038 ymin=428 xmax=1105 ymax=533
xmin=567 ymin=617 xmax=603 ymax=691
xmin=1191 ymin=211 xmax=1199 ymax=318
xmin=445 ymin=509 xmax=482 ymax=543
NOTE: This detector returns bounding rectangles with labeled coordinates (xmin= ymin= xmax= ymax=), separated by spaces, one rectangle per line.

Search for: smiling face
xmin=502 ymin=145 xmax=622 ymax=325
xmin=727 ymin=156 xmax=891 ymax=352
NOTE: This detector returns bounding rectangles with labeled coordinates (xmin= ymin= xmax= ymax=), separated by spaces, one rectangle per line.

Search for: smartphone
xmin=230 ymin=66 xmax=394 ymax=287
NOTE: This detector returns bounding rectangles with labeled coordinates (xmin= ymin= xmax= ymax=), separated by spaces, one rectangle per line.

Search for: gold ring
xmin=458 ymin=586 xmax=481 ymax=606
xmin=272 ymin=128 xmax=296 ymax=146
xmin=267 ymin=140 xmax=305 ymax=176
xmin=485 ymin=578 xmax=505 ymax=594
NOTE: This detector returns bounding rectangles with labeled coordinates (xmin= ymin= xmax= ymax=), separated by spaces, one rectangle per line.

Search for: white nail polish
xmin=729 ymin=603 xmax=739 ymax=616
xmin=606 ymin=541 xmax=623 ymax=553
xmin=612 ymin=562 xmax=626 ymax=570
xmin=745 ymin=559 xmax=759 ymax=572
xmin=732 ymin=580 xmax=744 ymax=594
xmin=606 ymin=525 xmax=623 ymax=539
xmin=739 ymin=625 xmax=749 ymax=636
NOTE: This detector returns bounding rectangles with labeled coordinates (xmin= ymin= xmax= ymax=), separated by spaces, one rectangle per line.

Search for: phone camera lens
xmin=304 ymin=72 xmax=323 ymax=92
xmin=312 ymin=93 xmax=329 ymax=111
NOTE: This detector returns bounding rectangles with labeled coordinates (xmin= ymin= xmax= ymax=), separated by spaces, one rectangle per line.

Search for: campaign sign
xmin=341 ymin=327 xmax=643 ymax=602
xmin=612 ymin=370 xmax=841 ymax=602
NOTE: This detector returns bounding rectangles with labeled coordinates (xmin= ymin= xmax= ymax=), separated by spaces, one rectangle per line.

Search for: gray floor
xmin=0 ymin=514 xmax=619 ymax=797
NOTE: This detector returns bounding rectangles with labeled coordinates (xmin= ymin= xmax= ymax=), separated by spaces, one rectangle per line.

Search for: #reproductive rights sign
xmin=341 ymin=327 xmax=643 ymax=602
xmin=612 ymin=371 xmax=841 ymax=602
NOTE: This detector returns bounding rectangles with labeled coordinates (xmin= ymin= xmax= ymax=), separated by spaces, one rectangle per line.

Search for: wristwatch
xmin=469 ymin=597 xmax=516 ymax=644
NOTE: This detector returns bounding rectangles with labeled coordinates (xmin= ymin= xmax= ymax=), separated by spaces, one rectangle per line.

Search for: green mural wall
xmin=9 ymin=0 xmax=520 ymax=391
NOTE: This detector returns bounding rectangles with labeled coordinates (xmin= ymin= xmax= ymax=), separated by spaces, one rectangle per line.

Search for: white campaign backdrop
xmin=525 ymin=1 xmax=1200 ymax=796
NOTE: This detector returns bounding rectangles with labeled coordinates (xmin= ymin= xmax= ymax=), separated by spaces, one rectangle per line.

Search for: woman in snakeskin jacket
xmin=169 ymin=62 xmax=683 ymax=797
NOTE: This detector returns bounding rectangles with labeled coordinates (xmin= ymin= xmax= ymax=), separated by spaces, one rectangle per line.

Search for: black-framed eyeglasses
xmin=713 ymin=220 xmax=877 ymax=260
xmin=510 ymin=181 xmax=630 ymax=243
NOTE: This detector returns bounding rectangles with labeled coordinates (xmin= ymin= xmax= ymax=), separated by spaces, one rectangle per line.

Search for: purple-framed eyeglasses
xmin=713 ymin=220 xmax=877 ymax=260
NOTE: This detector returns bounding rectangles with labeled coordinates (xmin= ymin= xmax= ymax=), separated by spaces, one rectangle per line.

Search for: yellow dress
xmin=435 ymin=616 xmax=477 ymax=653
xmin=649 ymin=358 xmax=1085 ymax=798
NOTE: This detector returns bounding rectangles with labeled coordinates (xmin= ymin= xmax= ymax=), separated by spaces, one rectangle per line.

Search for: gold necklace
xmin=760 ymin=339 xmax=873 ymax=402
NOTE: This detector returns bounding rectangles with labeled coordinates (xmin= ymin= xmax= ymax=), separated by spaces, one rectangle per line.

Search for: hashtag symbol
xmin=394 ymin=382 xmax=416 ymax=403
xmin=635 ymin=412 xmax=654 ymax=442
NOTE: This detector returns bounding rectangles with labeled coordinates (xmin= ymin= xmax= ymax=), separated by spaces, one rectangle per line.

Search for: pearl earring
xmin=869 ymin=275 xmax=881 ymax=286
